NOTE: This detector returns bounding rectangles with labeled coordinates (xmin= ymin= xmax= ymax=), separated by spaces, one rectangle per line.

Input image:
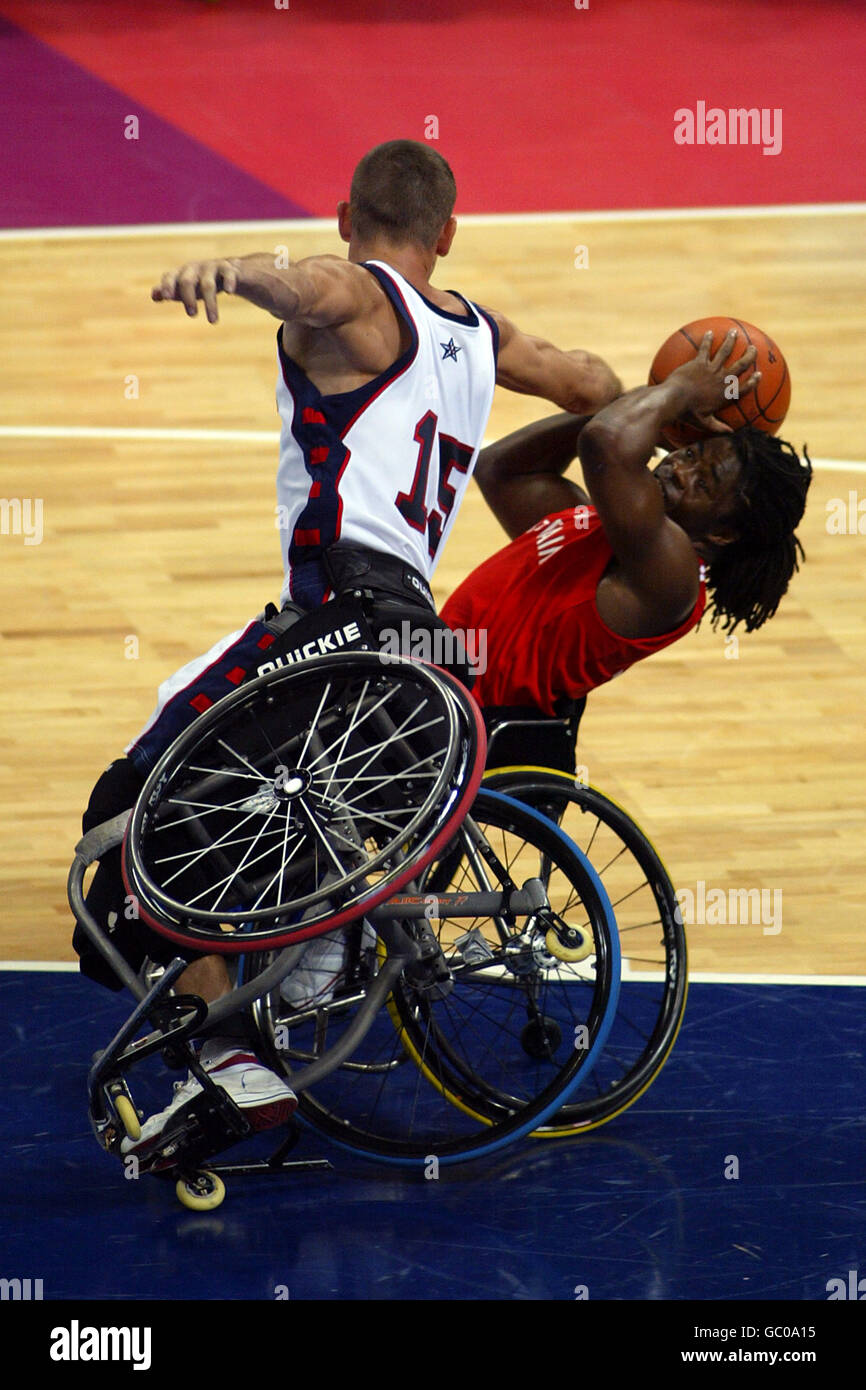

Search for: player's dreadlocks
xmin=705 ymin=428 xmax=812 ymax=633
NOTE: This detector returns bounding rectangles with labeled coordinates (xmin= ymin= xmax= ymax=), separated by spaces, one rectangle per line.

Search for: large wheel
xmin=483 ymin=767 xmax=687 ymax=1134
xmin=121 ymin=653 xmax=485 ymax=952
xmin=248 ymin=789 xmax=620 ymax=1165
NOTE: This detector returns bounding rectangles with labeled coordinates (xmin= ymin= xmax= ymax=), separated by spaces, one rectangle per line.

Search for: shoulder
xmin=297 ymin=256 xmax=385 ymax=303
xmin=478 ymin=305 xmax=512 ymax=341
xmin=596 ymin=544 xmax=700 ymax=638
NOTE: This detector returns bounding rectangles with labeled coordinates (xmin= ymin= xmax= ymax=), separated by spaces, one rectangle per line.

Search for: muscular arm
xmin=577 ymin=332 xmax=757 ymax=623
xmin=474 ymin=412 xmax=593 ymax=540
xmin=484 ymin=310 xmax=622 ymax=414
xmin=152 ymin=253 xmax=378 ymax=327
xmin=577 ymin=380 xmax=697 ymax=615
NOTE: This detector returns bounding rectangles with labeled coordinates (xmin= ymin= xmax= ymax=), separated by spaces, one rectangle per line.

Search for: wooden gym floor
xmin=1 ymin=208 xmax=864 ymax=975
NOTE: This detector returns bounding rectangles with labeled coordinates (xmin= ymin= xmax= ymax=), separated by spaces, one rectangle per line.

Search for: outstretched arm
xmin=577 ymin=330 xmax=759 ymax=612
xmin=484 ymin=309 xmax=622 ymax=414
xmin=152 ymin=253 xmax=379 ymax=326
xmin=474 ymin=412 xmax=593 ymax=539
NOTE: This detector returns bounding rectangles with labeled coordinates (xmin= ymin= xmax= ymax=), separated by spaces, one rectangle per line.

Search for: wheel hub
xmin=239 ymin=767 xmax=311 ymax=815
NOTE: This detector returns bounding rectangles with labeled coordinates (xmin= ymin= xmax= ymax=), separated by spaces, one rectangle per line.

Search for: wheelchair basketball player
xmin=443 ymin=330 xmax=812 ymax=773
xmin=74 ymin=139 xmax=621 ymax=1163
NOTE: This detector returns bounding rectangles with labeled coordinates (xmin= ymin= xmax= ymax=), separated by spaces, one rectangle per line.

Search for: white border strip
xmin=0 ymin=203 xmax=864 ymax=242
xmin=1 ymin=960 xmax=864 ymax=985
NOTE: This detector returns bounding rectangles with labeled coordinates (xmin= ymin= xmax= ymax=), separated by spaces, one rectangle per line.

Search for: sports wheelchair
xmin=482 ymin=714 xmax=687 ymax=1138
xmin=68 ymin=607 xmax=684 ymax=1209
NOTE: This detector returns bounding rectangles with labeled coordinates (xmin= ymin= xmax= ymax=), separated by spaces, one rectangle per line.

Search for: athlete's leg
xmin=73 ymin=756 xmax=205 ymax=990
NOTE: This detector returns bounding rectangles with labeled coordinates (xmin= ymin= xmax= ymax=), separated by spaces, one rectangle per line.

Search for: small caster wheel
xmin=176 ymin=1170 xmax=226 ymax=1211
xmin=521 ymin=1016 xmax=563 ymax=1060
xmin=114 ymin=1094 xmax=141 ymax=1142
xmin=545 ymin=925 xmax=593 ymax=962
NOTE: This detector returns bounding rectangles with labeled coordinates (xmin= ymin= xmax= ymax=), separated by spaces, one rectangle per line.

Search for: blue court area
xmin=1 ymin=969 xmax=863 ymax=1303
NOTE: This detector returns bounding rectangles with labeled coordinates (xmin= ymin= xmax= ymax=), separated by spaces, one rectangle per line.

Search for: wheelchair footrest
xmin=127 ymin=1086 xmax=254 ymax=1176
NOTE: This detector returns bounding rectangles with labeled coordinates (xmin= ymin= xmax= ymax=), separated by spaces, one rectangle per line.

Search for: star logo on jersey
xmin=440 ymin=338 xmax=462 ymax=362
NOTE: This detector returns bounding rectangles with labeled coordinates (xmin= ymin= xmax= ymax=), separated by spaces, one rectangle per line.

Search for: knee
xmin=83 ymin=757 xmax=145 ymax=834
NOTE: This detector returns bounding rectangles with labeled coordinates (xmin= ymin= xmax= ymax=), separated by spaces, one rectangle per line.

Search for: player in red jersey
xmin=442 ymin=331 xmax=812 ymax=771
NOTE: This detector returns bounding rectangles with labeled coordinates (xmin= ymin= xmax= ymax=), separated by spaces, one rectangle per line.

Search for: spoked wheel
xmin=248 ymin=789 xmax=620 ymax=1165
xmin=483 ymin=767 xmax=687 ymax=1134
xmin=121 ymin=653 xmax=485 ymax=952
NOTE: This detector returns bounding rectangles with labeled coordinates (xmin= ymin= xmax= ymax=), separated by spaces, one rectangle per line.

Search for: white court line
xmin=1 ymin=960 xmax=864 ymax=985
xmin=0 ymin=203 xmax=864 ymax=241
xmin=686 ymin=971 xmax=866 ymax=986
xmin=0 ymin=961 xmax=80 ymax=973
xmin=0 ymin=424 xmax=280 ymax=444
xmin=620 ymin=964 xmax=866 ymax=986
xmin=0 ymin=424 xmax=862 ymax=475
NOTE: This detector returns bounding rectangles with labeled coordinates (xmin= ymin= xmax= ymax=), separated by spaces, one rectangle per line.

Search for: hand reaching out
xmin=151 ymin=260 xmax=241 ymax=323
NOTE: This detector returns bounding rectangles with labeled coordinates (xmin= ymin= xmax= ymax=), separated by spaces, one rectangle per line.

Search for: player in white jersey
xmin=275 ymin=258 xmax=498 ymax=608
xmin=149 ymin=142 xmax=619 ymax=607
xmin=77 ymin=141 xmax=621 ymax=1157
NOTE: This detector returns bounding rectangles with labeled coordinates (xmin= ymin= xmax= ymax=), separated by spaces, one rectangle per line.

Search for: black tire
xmin=247 ymin=789 xmax=620 ymax=1164
xmin=121 ymin=653 xmax=485 ymax=952
xmin=484 ymin=767 xmax=687 ymax=1134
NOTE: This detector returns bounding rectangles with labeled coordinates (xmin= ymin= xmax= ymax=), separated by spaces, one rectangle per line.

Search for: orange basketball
xmin=648 ymin=316 xmax=791 ymax=448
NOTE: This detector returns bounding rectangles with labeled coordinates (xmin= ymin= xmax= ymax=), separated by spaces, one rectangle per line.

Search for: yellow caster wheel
xmin=545 ymin=925 xmax=593 ymax=962
xmin=114 ymin=1094 xmax=141 ymax=1142
xmin=175 ymin=1170 xmax=226 ymax=1211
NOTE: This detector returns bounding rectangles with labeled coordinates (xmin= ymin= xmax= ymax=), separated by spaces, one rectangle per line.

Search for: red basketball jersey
xmin=441 ymin=504 xmax=706 ymax=713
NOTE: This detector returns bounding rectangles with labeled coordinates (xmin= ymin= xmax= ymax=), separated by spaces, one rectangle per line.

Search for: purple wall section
xmin=0 ymin=17 xmax=310 ymax=227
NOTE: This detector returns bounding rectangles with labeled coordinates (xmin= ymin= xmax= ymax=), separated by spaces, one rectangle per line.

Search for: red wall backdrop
xmin=2 ymin=0 xmax=864 ymax=225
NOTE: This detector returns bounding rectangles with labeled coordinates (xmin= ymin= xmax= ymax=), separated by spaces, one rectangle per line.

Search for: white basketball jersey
xmin=274 ymin=260 xmax=498 ymax=607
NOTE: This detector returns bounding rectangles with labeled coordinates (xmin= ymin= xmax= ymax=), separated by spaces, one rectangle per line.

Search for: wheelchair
xmin=69 ymin=637 xmax=624 ymax=1208
xmin=483 ymin=713 xmax=688 ymax=1137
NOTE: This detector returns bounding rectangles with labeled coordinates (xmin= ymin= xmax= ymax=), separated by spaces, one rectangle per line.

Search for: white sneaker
xmin=121 ymin=1040 xmax=296 ymax=1168
xmin=280 ymin=922 xmax=376 ymax=1010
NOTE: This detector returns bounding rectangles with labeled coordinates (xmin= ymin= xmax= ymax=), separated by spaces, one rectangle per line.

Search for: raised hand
xmin=668 ymin=329 xmax=760 ymax=433
xmin=151 ymin=260 xmax=241 ymax=323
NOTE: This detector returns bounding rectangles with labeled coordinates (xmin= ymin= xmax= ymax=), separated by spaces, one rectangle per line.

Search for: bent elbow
xmin=576 ymin=418 xmax=617 ymax=475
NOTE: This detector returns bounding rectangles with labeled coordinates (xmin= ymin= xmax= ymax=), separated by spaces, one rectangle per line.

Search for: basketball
xmin=648 ymin=316 xmax=791 ymax=448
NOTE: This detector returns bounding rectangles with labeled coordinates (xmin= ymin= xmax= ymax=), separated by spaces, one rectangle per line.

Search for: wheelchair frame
xmin=68 ymin=641 xmax=686 ymax=1207
xmin=68 ymin=652 xmax=623 ymax=1207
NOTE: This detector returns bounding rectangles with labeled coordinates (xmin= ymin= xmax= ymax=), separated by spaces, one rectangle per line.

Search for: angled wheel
xmin=175 ymin=1170 xmax=226 ymax=1211
xmin=113 ymin=1094 xmax=141 ymax=1143
xmin=483 ymin=767 xmax=687 ymax=1134
xmin=121 ymin=653 xmax=485 ymax=952
xmin=248 ymin=788 xmax=620 ymax=1165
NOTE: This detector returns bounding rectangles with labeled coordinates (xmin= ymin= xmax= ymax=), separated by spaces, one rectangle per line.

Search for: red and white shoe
xmin=121 ymin=1041 xmax=296 ymax=1167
